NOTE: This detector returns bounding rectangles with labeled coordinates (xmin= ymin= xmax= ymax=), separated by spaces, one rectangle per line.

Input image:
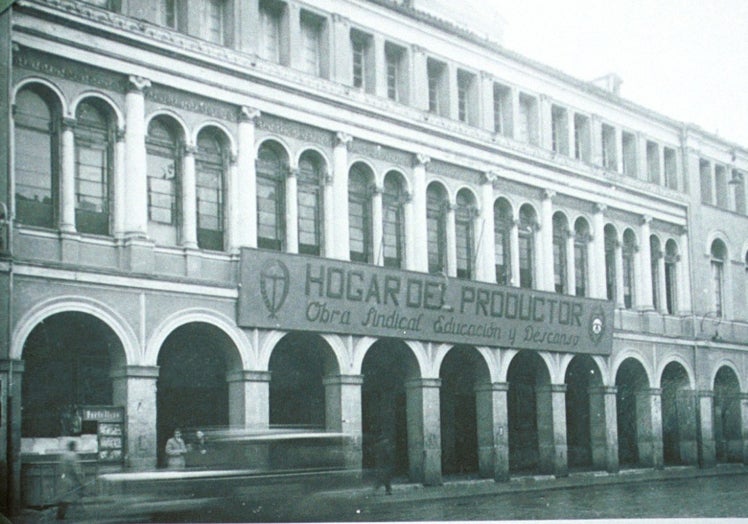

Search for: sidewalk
xmin=316 ymin=462 xmax=748 ymax=504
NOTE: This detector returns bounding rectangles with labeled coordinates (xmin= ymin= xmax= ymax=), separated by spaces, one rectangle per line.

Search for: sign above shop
xmin=238 ymin=249 xmax=614 ymax=355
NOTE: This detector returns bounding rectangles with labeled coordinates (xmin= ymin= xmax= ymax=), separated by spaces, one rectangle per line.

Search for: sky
xmin=465 ymin=0 xmax=748 ymax=147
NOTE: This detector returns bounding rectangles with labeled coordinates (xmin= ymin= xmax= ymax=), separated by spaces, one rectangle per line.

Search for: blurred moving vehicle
xmin=94 ymin=429 xmax=361 ymax=522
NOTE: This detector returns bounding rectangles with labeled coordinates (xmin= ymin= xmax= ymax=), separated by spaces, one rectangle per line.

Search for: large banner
xmin=238 ymin=249 xmax=614 ymax=355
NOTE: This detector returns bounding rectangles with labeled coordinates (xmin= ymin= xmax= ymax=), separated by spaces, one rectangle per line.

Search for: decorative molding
xmin=414 ymin=153 xmax=431 ymax=167
xmin=641 ymin=215 xmax=653 ymax=226
xmin=336 ymin=132 xmax=353 ymax=149
xmin=14 ymin=47 xmax=125 ymax=92
xmin=116 ymin=127 xmax=126 ymax=142
xmin=148 ymin=85 xmax=235 ymax=121
xmin=349 ymin=139 xmax=412 ymax=166
xmin=543 ymin=189 xmax=556 ymax=200
xmin=183 ymin=145 xmax=197 ymax=156
xmin=430 ymin=159 xmax=481 ymax=184
xmin=257 ymin=115 xmax=333 ymax=148
xmin=62 ymin=117 xmax=77 ymax=131
xmin=595 ymin=203 xmax=607 ymax=213
xmin=287 ymin=167 xmax=299 ymax=179
xmin=482 ymin=171 xmax=499 ymax=185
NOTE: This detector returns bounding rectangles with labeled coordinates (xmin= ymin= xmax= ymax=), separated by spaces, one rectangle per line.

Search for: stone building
xmin=0 ymin=0 xmax=747 ymax=515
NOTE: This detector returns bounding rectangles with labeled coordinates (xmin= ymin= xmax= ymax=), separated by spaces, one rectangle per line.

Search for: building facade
xmin=1 ymin=0 xmax=747 ymax=515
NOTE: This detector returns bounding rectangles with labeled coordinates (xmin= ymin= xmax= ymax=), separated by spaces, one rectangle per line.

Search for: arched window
xmin=711 ymin=240 xmax=727 ymax=317
xmin=297 ymin=153 xmax=324 ymax=256
xmin=622 ymin=229 xmax=637 ymax=309
xmin=147 ymin=117 xmax=181 ymax=245
xmin=650 ymin=236 xmax=662 ymax=310
xmin=14 ymin=86 xmax=59 ymax=228
xmin=574 ymin=218 xmax=590 ymax=297
xmin=552 ymin=213 xmax=568 ymax=294
xmin=426 ymin=183 xmax=449 ymax=274
xmin=518 ymin=205 xmax=536 ymax=289
xmin=382 ymin=172 xmax=406 ymax=268
xmin=75 ymin=100 xmax=113 ymax=236
xmin=256 ymin=143 xmax=286 ymax=251
xmin=604 ymin=225 xmax=618 ymax=302
xmin=665 ymin=240 xmax=679 ymax=315
xmin=196 ymin=129 xmax=226 ymax=251
xmin=348 ymin=164 xmax=373 ymax=263
xmin=455 ymin=189 xmax=476 ymax=280
xmin=494 ymin=199 xmax=512 ymax=285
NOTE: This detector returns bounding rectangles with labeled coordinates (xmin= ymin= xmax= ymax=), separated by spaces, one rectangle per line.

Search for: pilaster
xmin=589 ymin=386 xmax=619 ymax=473
xmin=286 ymin=166 xmax=299 ymax=253
xmin=371 ymin=184 xmax=383 ymax=265
xmin=678 ymin=227 xmax=693 ymax=314
xmin=410 ymin=46 xmax=429 ymax=112
xmin=540 ymin=190 xmax=555 ymax=291
xmin=697 ymin=390 xmax=716 ymax=468
xmin=591 ymin=204 xmax=607 ymax=299
xmin=111 ymin=366 xmax=159 ymax=470
xmin=60 ymin=117 xmax=76 ymax=233
xmin=124 ymin=76 xmax=150 ymax=238
xmin=333 ymin=133 xmax=352 ymax=260
xmin=479 ymin=174 xmax=497 ymax=283
xmin=474 ymin=382 xmax=509 ymax=481
xmin=113 ymin=128 xmax=126 ymax=239
xmin=537 ymin=384 xmax=568 ymax=477
xmin=445 ymin=203 xmax=457 ymax=277
xmin=637 ymin=215 xmax=655 ymax=311
xmin=405 ymin=378 xmax=442 ymax=486
xmin=181 ymin=145 xmax=198 ymax=248
xmin=323 ymin=374 xmax=364 ymax=469
xmin=411 ymin=154 xmax=429 ymax=271
xmin=226 ymin=370 xmax=271 ymax=430
xmin=636 ymin=388 xmax=664 ymax=469
xmin=237 ymin=107 xmax=260 ymax=249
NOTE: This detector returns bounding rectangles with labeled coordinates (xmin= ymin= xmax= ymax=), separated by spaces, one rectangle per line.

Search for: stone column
xmin=285 ymin=167 xmax=298 ymax=253
xmin=509 ymin=218 xmax=520 ymax=286
xmin=371 ymin=184 xmax=383 ymax=265
xmin=0 ymin=360 xmax=24 ymax=516
xmin=446 ymin=63 xmax=458 ymax=121
xmin=478 ymin=173 xmax=496 ymax=283
xmin=591 ymin=204 xmax=607 ymax=298
xmin=589 ymin=386 xmax=619 ymax=473
xmin=111 ymin=366 xmax=159 ymax=470
xmin=540 ymin=190 xmax=555 ymax=291
xmin=445 ymin=203 xmax=457 ymax=277
xmin=410 ymin=45 xmax=429 ymax=112
xmin=567 ymin=111 xmax=576 ymax=159
xmin=405 ymin=378 xmax=442 ymax=486
xmin=286 ymin=3 xmax=302 ymax=71
xmin=480 ymin=73 xmax=495 ymax=132
xmin=697 ymin=390 xmax=716 ymax=468
xmin=656 ymin=248 xmax=668 ymax=313
xmin=740 ymin=394 xmax=748 ymax=465
xmin=637 ymin=133 xmax=648 ymax=182
xmin=324 ymin=375 xmax=364 ymax=469
xmin=676 ymin=389 xmax=699 ymax=465
xmin=226 ymin=370 xmax=270 ymax=430
xmin=60 ymin=117 xmax=76 ymax=233
xmin=411 ymin=154 xmax=429 ymax=272
xmin=475 ymin=382 xmax=509 ymax=481
xmin=321 ymin=168 xmax=335 ymax=258
xmin=236 ymin=107 xmax=260 ymax=249
xmin=404 ymin=191 xmax=415 ymax=270
xmin=181 ymin=145 xmax=198 ymax=248
xmin=225 ymin=153 xmax=239 ymax=252
xmin=614 ymin=127 xmax=624 ymax=174
xmin=677 ymin=227 xmax=693 ymax=314
xmin=590 ymin=115 xmax=603 ymax=167
xmin=614 ymin=239 xmax=626 ymax=309
xmin=330 ymin=14 xmax=352 ymax=85
xmin=333 ymin=133 xmax=351 ymax=260
xmin=565 ymin=229 xmax=576 ymax=295
xmin=113 ymin=128 xmax=126 ymax=239
xmin=373 ymin=34 xmax=387 ymax=97
xmin=637 ymin=215 xmax=654 ymax=311
xmin=537 ymin=384 xmax=568 ymax=477
xmin=124 ymin=75 xmax=150 ymax=238
xmin=636 ymin=388 xmax=664 ymax=468
xmin=539 ymin=95 xmax=552 ymax=150
xmin=510 ymin=87 xmax=521 ymax=141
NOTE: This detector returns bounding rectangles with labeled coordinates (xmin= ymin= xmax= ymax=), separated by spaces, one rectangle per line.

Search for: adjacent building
xmin=1 ymin=0 xmax=747 ymax=515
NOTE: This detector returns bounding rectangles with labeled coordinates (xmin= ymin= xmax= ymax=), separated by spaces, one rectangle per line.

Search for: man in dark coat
xmin=373 ymin=434 xmax=394 ymax=495
xmin=57 ymin=440 xmax=84 ymax=520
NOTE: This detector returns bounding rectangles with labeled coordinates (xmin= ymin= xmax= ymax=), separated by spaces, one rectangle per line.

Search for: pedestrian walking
xmin=57 ymin=440 xmax=84 ymax=520
xmin=373 ymin=434 xmax=394 ymax=495
xmin=165 ymin=428 xmax=188 ymax=469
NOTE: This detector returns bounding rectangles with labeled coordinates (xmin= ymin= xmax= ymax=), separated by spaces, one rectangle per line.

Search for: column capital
xmin=336 ymin=132 xmax=353 ymax=149
xmin=646 ymin=388 xmax=662 ymax=396
xmin=0 ymin=359 xmax=25 ymax=373
xmin=414 ymin=153 xmax=431 ymax=167
xmin=184 ymin=144 xmax=197 ymax=156
xmin=697 ymin=390 xmax=715 ymax=398
xmin=239 ymin=106 xmax=261 ymax=123
xmin=405 ymin=377 xmax=442 ymax=389
xmin=287 ymin=166 xmax=299 ymax=179
xmin=369 ymin=183 xmax=383 ymax=195
xmin=679 ymin=225 xmax=688 ymax=236
xmin=543 ymin=189 xmax=556 ymax=200
xmin=331 ymin=13 xmax=349 ymax=24
xmin=321 ymin=168 xmax=333 ymax=186
xmin=110 ymin=365 xmax=159 ymax=380
xmin=229 ymin=152 xmax=238 ymax=165
xmin=403 ymin=190 xmax=413 ymax=203
xmin=322 ymin=374 xmax=364 ymax=387
xmin=116 ymin=127 xmax=126 ymax=142
xmin=482 ymin=171 xmax=499 ymax=185
xmin=411 ymin=44 xmax=426 ymax=55
xmin=62 ymin=117 xmax=77 ymax=131
xmin=480 ymin=70 xmax=493 ymax=81
xmin=128 ymin=75 xmax=152 ymax=93
xmin=641 ymin=214 xmax=652 ymax=225
xmin=226 ymin=370 xmax=272 ymax=383
xmin=474 ymin=382 xmax=509 ymax=393
xmin=595 ymin=203 xmax=607 ymax=214
xmin=589 ymin=385 xmax=617 ymax=395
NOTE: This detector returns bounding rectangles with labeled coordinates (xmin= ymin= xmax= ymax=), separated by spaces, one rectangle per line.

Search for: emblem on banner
xmin=260 ymin=259 xmax=289 ymax=319
xmin=588 ymin=306 xmax=606 ymax=345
